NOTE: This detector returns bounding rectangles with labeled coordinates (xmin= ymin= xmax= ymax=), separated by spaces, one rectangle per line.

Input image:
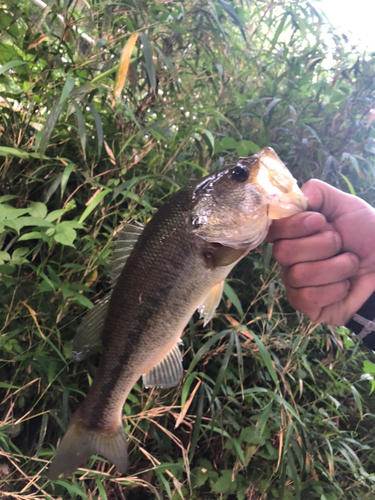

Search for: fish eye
xmin=231 ymin=164 xmax=249 ymax=182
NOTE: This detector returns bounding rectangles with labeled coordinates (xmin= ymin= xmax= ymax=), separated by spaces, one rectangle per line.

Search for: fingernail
xmin=348 ymin=252 xmax=359 ymax=267
xmin=304 ymin=213 xmax=325 ymax=233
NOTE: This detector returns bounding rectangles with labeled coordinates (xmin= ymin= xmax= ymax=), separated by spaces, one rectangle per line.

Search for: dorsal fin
xmin=110 ymin=221 xmax=144 ymax=285
xmin=72 ymin=292 xmax=112 ymax=361
xmin=72 ymin=221 xmax=144 ymax=361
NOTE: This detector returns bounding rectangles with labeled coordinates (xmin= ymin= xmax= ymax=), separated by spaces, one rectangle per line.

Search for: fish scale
xmin=48 ymin=147 xmax=307 ymax=479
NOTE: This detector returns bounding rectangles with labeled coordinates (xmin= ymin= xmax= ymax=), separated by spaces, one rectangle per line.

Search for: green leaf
xmin=0 ymin=60 xmax=27 ymax=76
xmin=38 ymin=100 xmax=67 ymax=157
xmin=187 ymin=330 xmax=230 ymax=375
xmin=79 ymin=189 xmax=111 ymax=223
xmin=45 ymin=209 xmax=65 ymax=222
xmin=60 ymin=75 xmax=75 ymax=104
xmin=223 ymin=282 xmax=244 ymax=317
xmin=211 ymin=331 xmax=234 ymax=403
xmin=140 ymin=33 xmax=156 ymax=90
xmin=363 ymin=360 xmax=375 ymax=374
xmin=60 ymin=163 xmax=75 ymax=200
xmin=350 ymin=385 xmax=363 ymax=418
xmin=71 ymin=99 xmax=86 ymax=159
xmin=54 ymin=224 xmax=77 ymax=247
xmin=211 ymin=470 xmax=236 ymax=494
xmin=340 ymin=173 xmax=356 ymax=195
xmin=263 ymin=98 xmax=281 ymax=115
xmin=0 ymin=195 xmax=17 ymax=203
xmin=0 ymin=146 xmax=29 ymax=158
xmin=248 ymin=330 xmax=279 ymax=388
xmin=18 ymin=231 xmax=44 ymax=241
xmin=201 ymin=129 xmax=215 ymax=151
xmin=88 ymin=103 xmax=103 ymax=157
xmin=28 ymin=202 xmax=47 ymax=219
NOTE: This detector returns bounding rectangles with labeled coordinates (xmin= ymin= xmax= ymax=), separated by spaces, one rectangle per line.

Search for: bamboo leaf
xmin=59 ymin=75 xmax=75 ymax=104
xmin=79 ymin=189 xmax=111 ymax=223
xmin=248 ymin=330 xmax=279 ymax=388
xmin=88 ymin=103 xmax=103 ymax=157
xmin=140 ymin=33 xmax=156 ymax=90
xmin=224 ymin=282 xmax=244 ymax=317
xmin=0 ymin=60 xmax=27 ymax=76
xmin=114 ymin=33 xmax=139 ymax=101
xmin=38 ymin=101 xmax=66 ymax=157
xmin=71 ymin=99 xmax=86 ymax=159
xmin=263 ymin=98 xmax=281 ymax=115
xmin=0 ymin=147 xmax=29 ymax=158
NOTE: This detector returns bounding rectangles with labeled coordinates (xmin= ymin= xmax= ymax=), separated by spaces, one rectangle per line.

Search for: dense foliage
xmin=2 ymin=0 xmax=375 ymax=498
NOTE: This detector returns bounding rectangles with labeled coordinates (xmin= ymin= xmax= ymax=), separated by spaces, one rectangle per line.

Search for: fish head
xmin=190 ymin=147 xmax=307 ymax=249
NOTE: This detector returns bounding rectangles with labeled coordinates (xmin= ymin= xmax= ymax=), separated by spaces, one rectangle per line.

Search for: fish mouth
xmin=267 ymin=187 xmax=308 ymax=220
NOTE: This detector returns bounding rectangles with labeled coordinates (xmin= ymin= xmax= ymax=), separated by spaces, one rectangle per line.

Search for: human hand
xmin=266 ymin=179 xmax=375 ymax=326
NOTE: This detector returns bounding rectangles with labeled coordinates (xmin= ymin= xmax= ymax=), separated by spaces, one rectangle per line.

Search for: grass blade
xmin=248 ymin=329 xmax=279 ymax=388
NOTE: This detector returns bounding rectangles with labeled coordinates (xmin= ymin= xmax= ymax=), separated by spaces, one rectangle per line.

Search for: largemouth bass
xmin=48 ymin=147 xmax=307 ymax=479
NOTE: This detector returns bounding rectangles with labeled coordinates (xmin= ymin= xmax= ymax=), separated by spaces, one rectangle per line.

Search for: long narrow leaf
xmin=38 ymin=101 xmax=67 ymax=157
xmin=0 ymin=60 xmax=27 ymax=76
xmin=59 ymin=75 xmax=75 ymax=104
xmin=249 ymin=330 xmax=279 ymax=388
xmin=88 ymin=103 xmax=103 ymax=156
xmin=71 ymin=99 xmax=86 ymax=159
xmin=140 ymin=33 xmax=156 ymax=90
xmin=79 ymin=189 xmax=111 ymax=223
xmin=114 ymin=33 xmax=139 ymax=100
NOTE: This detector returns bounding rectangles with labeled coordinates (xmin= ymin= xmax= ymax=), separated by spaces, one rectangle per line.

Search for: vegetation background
xmin=1 ymin=0 xmax=375 ymax=498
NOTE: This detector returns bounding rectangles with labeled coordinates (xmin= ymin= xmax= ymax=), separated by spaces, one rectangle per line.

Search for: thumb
xmin=302 ymin=179 xmax=366 ymax=222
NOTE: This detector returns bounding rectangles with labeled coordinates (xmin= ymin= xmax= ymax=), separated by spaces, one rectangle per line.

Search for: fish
xmin=48 ymin=147 xmax=307 ymax=479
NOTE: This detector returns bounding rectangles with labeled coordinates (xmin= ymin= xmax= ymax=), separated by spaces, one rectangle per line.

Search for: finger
xmin=273 ymin=231 xmax=342 ymax=267
xmin=302 ymin=179 xmax=369 ymax=221
xmin=285 ymin=280 xmax=350 ymax=319
xmin=282 ymin=252 xmax=359 ymax=288
xmin=316 ymin=273 xmax=375 ymax=325
xmin=265 ymin=211 xmax=326 ymax=243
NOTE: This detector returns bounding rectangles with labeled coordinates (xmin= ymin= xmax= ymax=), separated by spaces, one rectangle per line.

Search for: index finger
xmin=265 ymin=211 xmax=327 ymax=243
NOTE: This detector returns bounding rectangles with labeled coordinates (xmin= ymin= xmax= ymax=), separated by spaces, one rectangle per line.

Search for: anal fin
xmin=143 ymin=342 xmax=183 ymax=389
xmin=197 ymin=279 xmax=224 ymax=326
xmin=72 ymin=292 xmax=112 ymax=361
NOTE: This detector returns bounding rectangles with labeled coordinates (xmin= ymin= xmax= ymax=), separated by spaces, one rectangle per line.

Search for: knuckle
xmin=327 ymin=231 xmax=341 ymax=252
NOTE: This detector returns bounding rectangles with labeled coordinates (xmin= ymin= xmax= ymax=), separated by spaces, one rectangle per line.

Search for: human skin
xmin=266 ymin=179 xmax=375 ymax=326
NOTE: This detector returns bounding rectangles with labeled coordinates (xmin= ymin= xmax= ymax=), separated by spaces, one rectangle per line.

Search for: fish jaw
xmin=250 ymin=147 xmax=308 ymax=219
xmin=267 ymin=181 xmax=308 ymax=219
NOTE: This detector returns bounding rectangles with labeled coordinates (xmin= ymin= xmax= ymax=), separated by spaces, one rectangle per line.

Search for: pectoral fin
xmin=197 ymin=279 xmax=224 ymax=326
xmin=143 ymin=342 xmax=183 ymax=389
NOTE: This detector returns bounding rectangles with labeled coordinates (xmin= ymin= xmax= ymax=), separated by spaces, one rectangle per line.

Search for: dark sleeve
xmin=345 ymin=293 xmax=375 ymax=350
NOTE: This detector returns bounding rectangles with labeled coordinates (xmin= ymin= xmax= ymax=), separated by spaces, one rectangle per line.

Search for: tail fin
xmin=48 ymin=419 xmax=127 ymax=479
